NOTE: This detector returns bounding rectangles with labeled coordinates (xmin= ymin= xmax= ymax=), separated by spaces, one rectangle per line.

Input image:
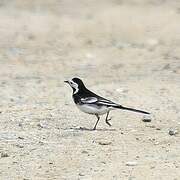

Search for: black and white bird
xmin=65 ymin=77 xmax=150 ymax=130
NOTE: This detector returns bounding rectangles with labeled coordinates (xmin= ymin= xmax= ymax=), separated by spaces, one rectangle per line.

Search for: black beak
xmin=64 ymin=80 xmax=69 ymax=83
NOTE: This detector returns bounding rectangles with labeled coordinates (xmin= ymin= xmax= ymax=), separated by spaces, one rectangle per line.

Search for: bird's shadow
xmin=65 ymin=127 xmax=117 ymax=132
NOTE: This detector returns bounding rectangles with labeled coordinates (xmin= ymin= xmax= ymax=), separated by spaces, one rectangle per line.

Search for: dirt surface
xmin=0 ymin=0 xmax=180 ymax=179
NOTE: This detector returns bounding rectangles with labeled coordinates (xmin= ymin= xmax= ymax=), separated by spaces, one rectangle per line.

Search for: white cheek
xmin=73 ymin=86 xmax=79 ymax=94
xmin=72 ymin=84 xmax=79 ymax=94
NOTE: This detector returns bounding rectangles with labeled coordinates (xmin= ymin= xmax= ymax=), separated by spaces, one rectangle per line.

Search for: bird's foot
xmin=105 ymin=117 xmax=112 ymax=126
xmin=106 ymin=121 xmax=112 ymax=126
xmin=92 ymin=125 xmax=98 ymax=130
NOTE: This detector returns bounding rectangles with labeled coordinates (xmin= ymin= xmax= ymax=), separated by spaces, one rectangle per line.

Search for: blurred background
xmin=1 ymin=0 xmax=180 ymax=81
xmin=0 ymin=0 xmax=180 ymax=179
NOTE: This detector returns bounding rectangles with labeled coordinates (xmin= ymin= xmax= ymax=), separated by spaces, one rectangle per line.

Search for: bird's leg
xmin=105 ymin=111 xmax=112 ymax=126
xmin=93 ymin=114 xmax=100 ymax=130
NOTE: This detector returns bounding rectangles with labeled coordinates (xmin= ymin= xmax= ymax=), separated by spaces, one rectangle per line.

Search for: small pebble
xmin=142 ymin=116 xmax=152 ymax=122
xmin=154 ymin=142 xmax=159 ymax=145
xmin=79 ymin=173 xmax=85 ymax=176
xmin=146 ymin=125 xmax=156 ymax=128
xmin=98 ymin=141 xmax=112 ymax=145
xmin=18 ymin=136 xmax=24 ymax=140
xmin=37 ymin=123 xmax=43 ymax=128
xmin=81 ymin=150 xmax=88 ymax=154
xmin=16 ymin=144 xmax=24 ymax=148
xmin=1 ymin=152 xmax=9 ymax=158
xmin=169 ymin=128 xmax=178 ymax=136
xmin=126 ymin=161 xmax=138 ymax=166
xmin=18 ymin=123 xmax=23 ymax=127
xmin=37 ymin=123 xmax=48 ymax=129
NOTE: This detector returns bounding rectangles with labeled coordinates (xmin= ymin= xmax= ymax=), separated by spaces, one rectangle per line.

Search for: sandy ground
xmin=0 ymin=0 xmax=180 ymax=179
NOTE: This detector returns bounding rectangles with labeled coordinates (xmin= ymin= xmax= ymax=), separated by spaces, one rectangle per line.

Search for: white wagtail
xmin=65 ymin=77 xmax=150 ymax=130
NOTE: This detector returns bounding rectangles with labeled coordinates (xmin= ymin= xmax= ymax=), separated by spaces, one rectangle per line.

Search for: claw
xmin=105 ymin=120 xmax=112 ymax=126
xmin=105 ymin=112 xmax=112 ymax=127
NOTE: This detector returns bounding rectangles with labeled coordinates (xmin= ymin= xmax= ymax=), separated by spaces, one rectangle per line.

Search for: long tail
xmin=116 ymin=105 xmax=150 ymax=115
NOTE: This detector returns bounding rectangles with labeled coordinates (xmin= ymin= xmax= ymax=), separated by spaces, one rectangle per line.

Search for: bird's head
xmin=64 ymin=77 xmax=86 ymax=94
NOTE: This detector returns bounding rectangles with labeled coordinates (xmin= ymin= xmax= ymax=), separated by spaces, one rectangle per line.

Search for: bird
xmin=64 ymin=77 xmax=150 ymax=130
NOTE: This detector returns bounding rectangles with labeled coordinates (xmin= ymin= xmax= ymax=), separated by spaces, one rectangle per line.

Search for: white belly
xmin=76 ymin=104 xmax=110 ymax=115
